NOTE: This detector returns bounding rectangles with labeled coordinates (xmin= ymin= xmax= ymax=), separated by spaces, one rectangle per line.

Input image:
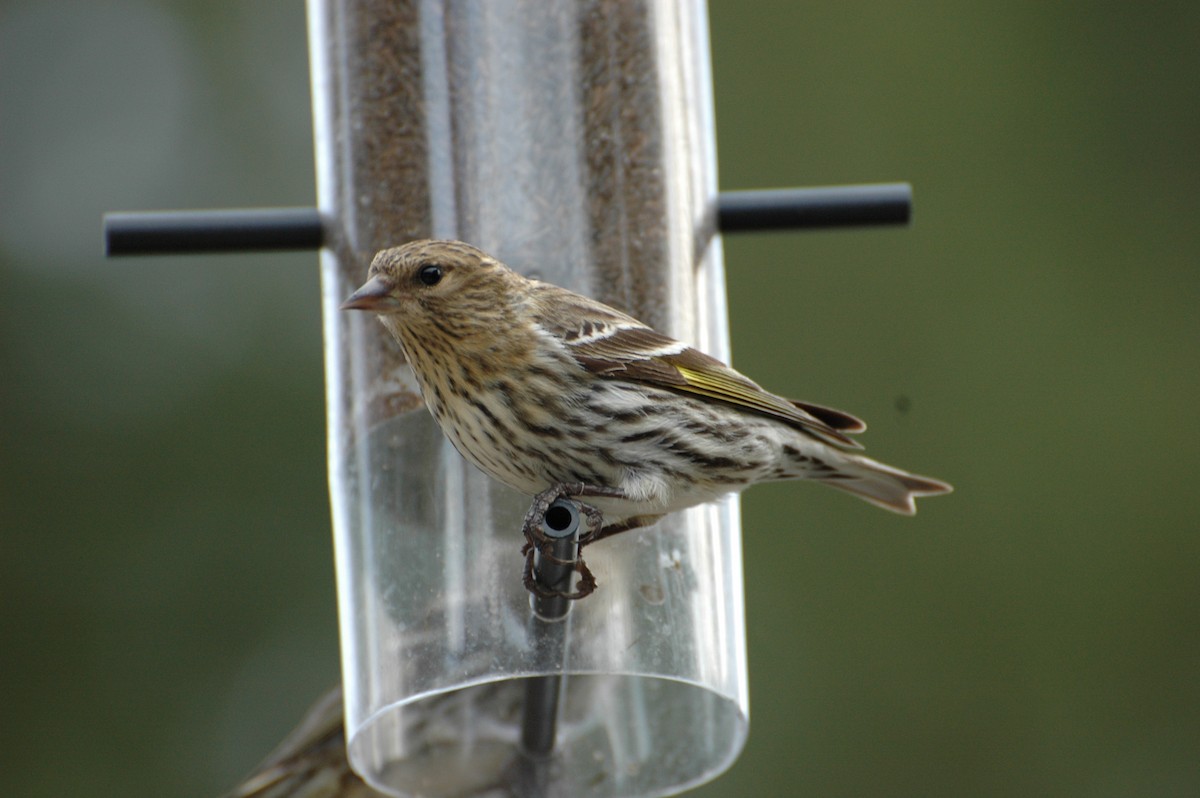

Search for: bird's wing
xmin=541 ymin=290 xmax=865 ymax=449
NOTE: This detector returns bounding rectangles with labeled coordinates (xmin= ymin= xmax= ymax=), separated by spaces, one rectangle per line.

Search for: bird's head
xmin=342 ymin=239 xmax=508 ymax=311
xmin=341 ymin=240 xmax=530 ymax=342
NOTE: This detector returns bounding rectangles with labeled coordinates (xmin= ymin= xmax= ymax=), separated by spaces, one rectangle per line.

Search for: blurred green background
xmin=2 ymin=1 xmax=1197 ymax=796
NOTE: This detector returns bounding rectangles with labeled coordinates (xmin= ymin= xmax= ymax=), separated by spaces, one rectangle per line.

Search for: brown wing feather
xmin=538 ymin=288 xmax=864 ymax=449
xmin=788 ymin=400 xmax=867 ymax=433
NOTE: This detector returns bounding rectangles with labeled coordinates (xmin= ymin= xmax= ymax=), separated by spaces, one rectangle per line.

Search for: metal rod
xmin=102 ymin=207 xmax=323 ymax=256
xmin=101 ymin=184 xmax=911 ymax=256
xmin=520 ymin=497 xmax=582 ymax=758
xmin=717 ymin=183 xmax=912 ymax=231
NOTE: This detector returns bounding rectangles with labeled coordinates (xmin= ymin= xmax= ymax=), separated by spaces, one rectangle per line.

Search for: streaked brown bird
xmin=221 ymin=687 xmax=370 ymax=798
xmin=221 ymin=683 xmax=522 ymax=798
xmin=223 ymin=241 xmax=950 ymax=795
xmin=343 ymin=240 xmax=951 ymax=590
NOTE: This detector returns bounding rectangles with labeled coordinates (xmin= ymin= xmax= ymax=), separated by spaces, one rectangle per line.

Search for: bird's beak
xmin=340 ymin=276 xmax=399 ymax=311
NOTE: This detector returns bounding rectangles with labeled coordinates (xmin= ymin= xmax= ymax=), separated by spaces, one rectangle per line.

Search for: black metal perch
xmin=102 ymin=184 xmax=912 ymax=256
xmin=521 ymin=497 xmax=583 ymax=758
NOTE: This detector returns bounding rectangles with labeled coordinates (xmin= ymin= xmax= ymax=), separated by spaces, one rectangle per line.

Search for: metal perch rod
xmin=521 ymin=497 xmax=583 ymax=758
xmin=102 ymin=184 xmax=912 ymax=256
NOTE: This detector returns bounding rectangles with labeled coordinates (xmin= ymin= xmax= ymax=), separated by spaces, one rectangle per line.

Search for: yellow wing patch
xmin=672 ymin=363 xmax=863 ymax=449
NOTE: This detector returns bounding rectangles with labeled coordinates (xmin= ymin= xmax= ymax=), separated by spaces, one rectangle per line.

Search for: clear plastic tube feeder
xmin=309 ymin=1 xmax=748 ymax=795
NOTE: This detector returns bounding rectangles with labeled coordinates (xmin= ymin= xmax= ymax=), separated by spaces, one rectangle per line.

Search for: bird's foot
xmin=522 ymin=548 xmax=597 ymax=600
xmin=520 ymin=482 xmax=624 ymax=600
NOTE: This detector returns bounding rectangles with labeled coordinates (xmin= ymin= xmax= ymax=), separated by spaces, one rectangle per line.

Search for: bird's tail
xmin=815 ymin=453 xmax=952 ymax=515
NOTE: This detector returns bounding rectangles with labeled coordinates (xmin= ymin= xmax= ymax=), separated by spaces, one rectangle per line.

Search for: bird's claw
xmin=522 ymin=550 xmax=597 ymax=600
xmin=520 ymin=482 xmax=623 ymax=601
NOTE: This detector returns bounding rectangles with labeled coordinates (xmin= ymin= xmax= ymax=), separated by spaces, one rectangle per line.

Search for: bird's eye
xmin=417 ymin=264 xmax=444 ymax=286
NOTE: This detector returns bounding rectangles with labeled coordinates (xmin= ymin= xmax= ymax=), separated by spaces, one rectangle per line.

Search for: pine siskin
xmin=221 ymin=682 xmax=523 ymax=797
xmin=342 ymin=240 xmax=951 ymax=588
xmin=221 ymin=686 xmax=371 ymax=798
